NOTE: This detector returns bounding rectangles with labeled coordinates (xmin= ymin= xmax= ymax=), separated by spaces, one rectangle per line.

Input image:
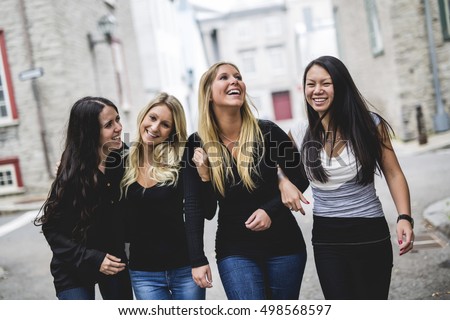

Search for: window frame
xmin=239 ymin=49 xmax=257 ymax=75
xmin=0 ymin=158 xmax=24 ymax=196
xmin=364 ymin=0 xmax=384 ymax=57
xmin=0 ymin=29 xmax=19 ymax=127
xmin=264 ymin=16 xmax=283 ymax=38
xmin=267 ymin=45 xmax=286 ymax=74
xmin=439 ymin=0 xmax=450 ymax=41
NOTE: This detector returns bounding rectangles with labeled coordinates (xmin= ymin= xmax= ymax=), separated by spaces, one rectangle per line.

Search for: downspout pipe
xmin=18 ymin=0 xmax=54 ymax=179
xmin=423 ymin=0 xmax=450 ymax=132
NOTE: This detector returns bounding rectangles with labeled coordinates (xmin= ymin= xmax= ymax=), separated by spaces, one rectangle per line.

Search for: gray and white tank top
xmin=290 ymin=115 xmax=384 ymax=218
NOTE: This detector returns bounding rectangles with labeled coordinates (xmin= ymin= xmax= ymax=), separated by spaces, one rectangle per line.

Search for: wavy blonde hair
xmin=198 ymin=62 xmax=263 ymax=196
xmin=121 ymin=92 xmax=187 ymax=197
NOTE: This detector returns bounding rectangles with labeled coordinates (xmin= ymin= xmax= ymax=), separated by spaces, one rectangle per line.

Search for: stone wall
xmin=332 ymin=0 xmax=450 ymax=140
xmin=0 ymin=0 xmax=144 ymax=195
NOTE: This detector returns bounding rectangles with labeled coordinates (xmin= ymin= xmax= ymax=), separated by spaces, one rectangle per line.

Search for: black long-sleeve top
xmin=42 ymin=149 xmax=127 ymax=294
xmin=123 ymin=176 xmax=191 ymax=271
xmin=121 ymin=152 xmax=217 ymax=271
xmin=183 ymin=120 xmax=310 ymax=267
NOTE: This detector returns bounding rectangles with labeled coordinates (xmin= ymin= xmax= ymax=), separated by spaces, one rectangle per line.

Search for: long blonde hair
xmin=198 ymin=62 xmax=263 ymax=196
xmin=121 ymin=92 xmax=187 ymax=197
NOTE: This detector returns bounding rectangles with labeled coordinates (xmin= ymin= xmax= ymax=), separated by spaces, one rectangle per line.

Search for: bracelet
xmin=397 ymin=214 xmax=414 ymax=228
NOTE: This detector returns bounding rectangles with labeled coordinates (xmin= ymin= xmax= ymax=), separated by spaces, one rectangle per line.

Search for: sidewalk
xmin=1 ymin=130 xmax=450 ymax=236
xmin=392 ymin=131 xmax=450 ymax=238
xmin=391 ymin=129 xmax=450 ymax=156
xmin=0 ymin=193 xmax=46 ymax=215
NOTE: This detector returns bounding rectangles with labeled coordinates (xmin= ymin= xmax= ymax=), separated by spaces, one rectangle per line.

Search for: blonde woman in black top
xmin=121 ymin=92 xmax=207 ymax=300
xmin=183 ymin=62 xmax=309 ymax=299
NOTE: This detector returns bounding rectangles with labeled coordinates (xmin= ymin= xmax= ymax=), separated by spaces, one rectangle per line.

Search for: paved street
xmin=0 ymin=147 xmax=449 ymax=300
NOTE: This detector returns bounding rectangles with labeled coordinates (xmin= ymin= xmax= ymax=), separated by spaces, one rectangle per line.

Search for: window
xmin=439 ymin=0 xmax=450 ymax=41
xmin=364 ymin=0 xmax=384 ymax=56
xmin=272 ymin=91 xmax=292 ymax=121
xmin=239 ymin=49 xmax=257 ymax=75
xmin=0 ymin=30 xmax=18 ymax=126
xmin=267 ymin=45 xmax=286 ymax=73
xmin=302 ymin=7 xmax=314 ymax=32
xmin=0 ymin=158 xmax=24 ymax=195
xmin=236 ymin=21 xmax=252 ymax=42
xmin=265 ymin=17 xmax=283 ymax=38
xmin=210 ymin=29 xmax=220 ymax=62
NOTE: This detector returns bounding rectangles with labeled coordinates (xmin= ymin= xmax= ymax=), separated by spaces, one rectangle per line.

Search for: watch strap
xmin=397 ymin=214 xmax=414 ymax=228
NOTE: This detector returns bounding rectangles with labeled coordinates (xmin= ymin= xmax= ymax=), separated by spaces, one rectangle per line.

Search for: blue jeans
xmin=129 ymin=266 xmax=205 ymax=300
xmin=217 ymin=253 xmax=306 ymax=300
xmin=57 ymin=270 xmax=133 ymax=300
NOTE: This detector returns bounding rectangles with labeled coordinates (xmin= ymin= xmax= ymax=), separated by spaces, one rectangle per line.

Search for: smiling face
xmin=140 ymin=104 xmax=173 ymax=148
xmin=304 ymin=64 xmax=335 ymax=117
xmin=210 ymin=64 xmax=246 ymax=110
xmin=98 ymin=105 xmax=122 ymax=156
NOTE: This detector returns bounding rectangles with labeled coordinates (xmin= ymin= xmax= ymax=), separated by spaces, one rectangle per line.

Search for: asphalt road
xmin=0 ymin=148 xmax=449 ymax=300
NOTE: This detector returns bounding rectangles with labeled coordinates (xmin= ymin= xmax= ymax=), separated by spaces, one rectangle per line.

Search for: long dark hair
xmin=300 ymin=55 xmax=393 ymax=184
xmin=35 ymin=96 xmax=119 ymax=242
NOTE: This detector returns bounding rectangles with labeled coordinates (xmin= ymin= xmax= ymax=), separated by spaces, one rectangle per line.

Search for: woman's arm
xmin=258 ymin=123 xmax=310 ymax=218
xmin=182 ymin=134 xmax=215 ymax=288
xmin=42 ymin=217 xmax=112 ymax=275
xmin=278 ymin=164 xmax=310 ymax=214
xmin=42 ymin=184 xmax=126 ymax=276
xmin=275 ymin=129 xmax=311 ymax=213
xmin=379 ymin=127 xmax=414 ymax=255
xmin=192 ymin=147 xmax=217 ymax=220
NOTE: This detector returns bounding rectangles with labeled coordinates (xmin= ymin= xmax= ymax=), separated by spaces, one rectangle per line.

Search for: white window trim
xmin=364 ymin=0 xmax=384 ymax=57
xmin=0 ymin=163 xmax=24 ymax=196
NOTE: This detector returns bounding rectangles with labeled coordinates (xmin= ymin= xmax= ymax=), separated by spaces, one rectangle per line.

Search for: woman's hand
xmin=397 ymin=220 xmax=414 ymax=255
xmin=99 ymin=253 xmax=126 ymax=275
xmin=192 ymin=147 xmax=211 ymax=182
xmin=245 ymin=209 xmax=272 ymax=231
xmin=278 ymin=174 xmax=309 ymax=215
xmin=192 ymin=265 xmax=213 ymax=288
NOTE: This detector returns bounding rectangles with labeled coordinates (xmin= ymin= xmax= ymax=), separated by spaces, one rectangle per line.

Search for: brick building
xmin=332 ymin=0 xmax=450 ymax=140
xmin=0 ymin=0 xmax=145 ymax=196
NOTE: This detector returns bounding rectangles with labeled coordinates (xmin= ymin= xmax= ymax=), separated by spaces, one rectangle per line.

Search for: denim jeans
xmin=57 ymin=286 xmax=95 ymax=300
xmin=129 ymin=265 xmax=205 ymax=300
xmin=56 ymin=270 xmax=133 ymax=300
xmin=217 ymin=252 xmax=306 ymax=300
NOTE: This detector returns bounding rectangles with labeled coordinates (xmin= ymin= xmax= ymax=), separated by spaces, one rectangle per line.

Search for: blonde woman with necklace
xmin=120 ymin=92 xmax=207 ymax=300
xmin=183 ymin=62 xmax=310 ymax=300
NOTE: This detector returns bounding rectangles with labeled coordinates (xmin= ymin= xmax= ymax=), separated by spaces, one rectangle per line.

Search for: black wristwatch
xmin=397 ymin=214 xmax=414 ymax=228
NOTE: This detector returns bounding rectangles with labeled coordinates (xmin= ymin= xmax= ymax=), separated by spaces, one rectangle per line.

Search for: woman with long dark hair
xmin=279 ymin=56 xmax=414 ymax=299
xmin=35 ymin=96 xmax=132 ymax=300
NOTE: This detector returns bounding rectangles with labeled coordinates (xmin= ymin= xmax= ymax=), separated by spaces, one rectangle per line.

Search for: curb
xmin=423 ymin=197 xmax=450 ymax=239
xmin=391 ymin=131 xmax=450 ymax=157
xmin=0 ymin=195 xmax=46 ymax=216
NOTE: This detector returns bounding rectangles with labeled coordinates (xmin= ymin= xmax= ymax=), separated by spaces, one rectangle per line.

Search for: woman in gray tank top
xmin=278 ymin=56 xmax=414 ymax=299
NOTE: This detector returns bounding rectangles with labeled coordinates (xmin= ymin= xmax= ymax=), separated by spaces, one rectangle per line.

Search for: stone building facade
xmin=332 ymin=0 xmax=450 ymax=140
xmin=192 ymin=0 xmax=338 ymax=131
xmin=0 ymin=0 xmax=145 ymax=196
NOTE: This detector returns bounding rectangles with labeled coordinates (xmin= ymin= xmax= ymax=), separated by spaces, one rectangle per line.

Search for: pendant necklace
xmin=220 ymin=132 xmax=240 ymax=146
